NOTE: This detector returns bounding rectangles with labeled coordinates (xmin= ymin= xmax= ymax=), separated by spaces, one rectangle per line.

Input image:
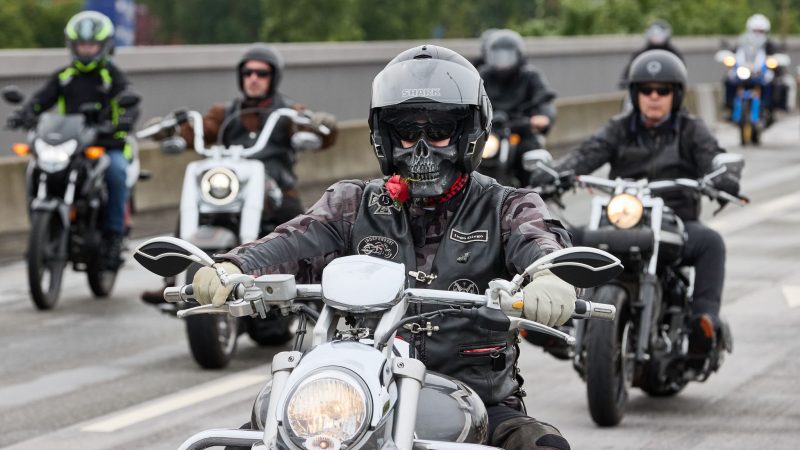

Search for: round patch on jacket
xmin=357 ymin=236 xmax=399 ymax=260
xmin=449 ymin=279 xmax=479 ymax=294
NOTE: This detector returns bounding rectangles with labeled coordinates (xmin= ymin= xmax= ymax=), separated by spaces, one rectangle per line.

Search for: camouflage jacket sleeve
xmin=501 ymin=188 xmax=572 ymax=274
xmin=215 ymin=180 xmax=365 ymax=283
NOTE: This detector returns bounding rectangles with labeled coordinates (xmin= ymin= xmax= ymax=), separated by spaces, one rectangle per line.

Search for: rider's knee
xmin=492 ymin=416 xmax=570 ymax=450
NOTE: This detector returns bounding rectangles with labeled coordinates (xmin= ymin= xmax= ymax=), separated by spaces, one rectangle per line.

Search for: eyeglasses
xmin=242 ymin=69 xmax=272 ymax=79
xmin=639 ymin=86 xmax=673 ymax=96
xmin=391 ymin=121 xmax=458 ymax=144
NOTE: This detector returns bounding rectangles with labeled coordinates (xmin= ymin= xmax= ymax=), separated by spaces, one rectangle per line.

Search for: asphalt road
xmin=1 ymin=117 xmax=799 ymax=449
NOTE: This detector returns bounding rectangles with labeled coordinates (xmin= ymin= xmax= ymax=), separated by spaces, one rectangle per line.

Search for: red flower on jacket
xmin=385 ymin=175 xmax=410 ymax=205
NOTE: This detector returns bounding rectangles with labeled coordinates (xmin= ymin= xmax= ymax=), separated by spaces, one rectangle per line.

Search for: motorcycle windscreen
xmin=321 ymin=255 xmax=405 ymax=312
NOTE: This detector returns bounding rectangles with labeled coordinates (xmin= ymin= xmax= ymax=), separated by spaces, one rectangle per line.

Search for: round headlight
xmin=200 ymin=167 xmax=239 ymax=205
xmin=284 ymin=370 xmax=371 ymax=449
xmin=736 ymin=66 xmax=751 ymax=80
xmin=483 ymin=134 xmax=500 ymax=159
xmin=606 ymin=193 xmax=643 ymax=229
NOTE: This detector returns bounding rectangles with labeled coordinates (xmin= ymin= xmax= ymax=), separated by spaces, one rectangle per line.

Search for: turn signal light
xmin=723 ymin=55 xmax=736 ymax=67
xmin=766 ymin=57 xmax=778 ymax=69
xmin=12 ymin=143 xmax=29 ymax=156
xmin=509 ymin=133 xmax=521 ymax=146
xmin=84 ymin=146 xmax=105 ymax=160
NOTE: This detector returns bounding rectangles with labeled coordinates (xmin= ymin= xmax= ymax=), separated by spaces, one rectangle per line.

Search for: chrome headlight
xmin=736 ymin=66 xmax=752 ymax=80
xmin=482 ymin=134 xmax=500 ymax=159
xmin=200 ymin=167 xmax=239 ymax=205
xmin=606 ymin=193 xmax=643 ymax=229
xmin=34 ymin=138 xmax=77 ymax=173
xmin=284 ymin=369 xmax=371 ymax=449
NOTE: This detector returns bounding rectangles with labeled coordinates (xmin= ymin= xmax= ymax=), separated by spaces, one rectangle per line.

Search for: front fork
xmin=635 ymin=273 xmax=661 ymax=362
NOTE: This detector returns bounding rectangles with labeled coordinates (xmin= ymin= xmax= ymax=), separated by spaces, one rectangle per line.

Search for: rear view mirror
xmin=522 ymin=149 xmax=553 ymax=172
xmin=1 ymin=86 xmax=24 ymax=104
xmin=134 ymin=237 xmax=214 ymax=277
xmin=291 ymin=131 xmax=322 ymax=152
xmin=116 ymin=91 xmax=141 ymax=108
xmin=160 ymin=136 xmax=187 ymax=154
xmin=522 ymin=246 xmax=623 ymax=288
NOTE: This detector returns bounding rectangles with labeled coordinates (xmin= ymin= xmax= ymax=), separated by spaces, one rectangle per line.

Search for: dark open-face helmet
xmin=236 ymin=43 xmax=284 ymax=99
xmin=64 ymin=11 xmax=115 ymax=69
xmin=368 ymin=45 xmax=492 ymax=198
xmin=628 ymin=49 xmax=688 ymax=112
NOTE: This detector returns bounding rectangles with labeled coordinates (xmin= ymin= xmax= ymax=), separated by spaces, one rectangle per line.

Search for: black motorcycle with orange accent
xmin=3 ymin=85 xmax=142 ymax=310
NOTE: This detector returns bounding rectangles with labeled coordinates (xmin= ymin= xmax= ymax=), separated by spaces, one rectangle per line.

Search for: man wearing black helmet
xmin=530 ymin=49 xmax=741 ymax=364
xmin=192 ymin=45 xmax=578 ymax=449
xmin=8 ymin=11 xmax=139 ymax=270
xmin=141 ymin=43 xmax=337 ymax=303
xmin=478 ymin=29 xmax=557 ymax=186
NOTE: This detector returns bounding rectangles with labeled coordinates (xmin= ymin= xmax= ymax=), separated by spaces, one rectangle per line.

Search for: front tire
xmin=183 ymin=263 xmax=239 ymax=369
xmin=87 ymin=235 xmax=118 ymax=297
xmin=585 ymin=284 xmax=634 ymax=427
xmin=27 ymin=211 xmax=67 ymax=310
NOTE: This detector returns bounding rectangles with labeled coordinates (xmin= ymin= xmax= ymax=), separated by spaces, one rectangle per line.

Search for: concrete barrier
xmin=0 ymin=86 xmax=718 ymax=235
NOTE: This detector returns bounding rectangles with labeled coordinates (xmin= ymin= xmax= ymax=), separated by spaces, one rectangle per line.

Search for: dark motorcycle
xmin=3 ymin=86 xmax=142 ymax=310
xmin=479 ymin=110 xmax=543 ymax=186
xmin=136 ymin=107 xmax=327 ymax=369
xmin=525 ymin=150 xmax=748 ymax=427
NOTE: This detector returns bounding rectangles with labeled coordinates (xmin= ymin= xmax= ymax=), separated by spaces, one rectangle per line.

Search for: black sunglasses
xmin=242 ymin=69 xmax=272 ymax=78
xmin=639 ymin=86 xmax=673 ymax=96
xmin=391 ymin=121 xmax=458 ymax=143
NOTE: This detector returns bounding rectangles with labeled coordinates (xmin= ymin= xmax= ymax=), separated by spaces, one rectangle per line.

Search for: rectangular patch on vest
xmin=449 ymin=229 xmax=488 ymax=243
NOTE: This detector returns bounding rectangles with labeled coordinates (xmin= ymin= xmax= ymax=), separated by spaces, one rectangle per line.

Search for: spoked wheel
xmin=585 ymin=284 xmax=634 ymax=427
xmin=183 ymin=262 xmax=239 ymax=369
xmin=27 ymin=211 xmax=68 ymax=310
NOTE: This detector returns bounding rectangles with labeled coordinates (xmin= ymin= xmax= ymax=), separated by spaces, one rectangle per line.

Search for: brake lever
xmin=177 ymin=304 xmax=230 ymax=318
xmin=510 ymin=317 xmax=575 ymax=345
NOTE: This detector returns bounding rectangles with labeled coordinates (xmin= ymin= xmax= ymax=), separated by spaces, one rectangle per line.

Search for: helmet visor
xmin=381 ymin=104 xmax=470 ymax=145
xmin=486 ymin=47 xmax=519 ymax=70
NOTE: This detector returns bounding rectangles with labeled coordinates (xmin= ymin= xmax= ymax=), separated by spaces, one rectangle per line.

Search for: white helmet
xmin=746 ymin=14 xmax=771 ymax=33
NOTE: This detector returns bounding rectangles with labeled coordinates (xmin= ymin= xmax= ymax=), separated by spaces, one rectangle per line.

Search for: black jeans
xmin=681 ymin=220 xmax=726 ymax=320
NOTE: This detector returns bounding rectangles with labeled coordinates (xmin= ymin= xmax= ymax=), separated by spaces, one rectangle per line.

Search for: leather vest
xmin=351 ymin=172 xmax=521 ymax=405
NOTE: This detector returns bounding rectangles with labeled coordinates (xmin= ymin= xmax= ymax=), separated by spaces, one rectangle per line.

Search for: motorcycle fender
xmin=186 ymin=226 xmax=238 ymax=251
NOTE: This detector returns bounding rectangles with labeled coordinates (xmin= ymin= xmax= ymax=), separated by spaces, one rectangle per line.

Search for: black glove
xmin=527 ymin=167 xmax=557 ymax=188
xmin=710 ymin=174 xmax=740 ymax=197
xmin=173 ymin=109 xmax=189 ymax=125
xmin=6 ymin=110 xmax=34 ymax=129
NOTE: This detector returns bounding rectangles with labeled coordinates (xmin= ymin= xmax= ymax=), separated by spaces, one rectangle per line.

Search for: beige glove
xmin=499 ymin=269 xmax=576 ymax=327
xmin=192 ymin=262 xmax=242 ymax=307
xmin=311 ymin=111 xmax=337 ymax=132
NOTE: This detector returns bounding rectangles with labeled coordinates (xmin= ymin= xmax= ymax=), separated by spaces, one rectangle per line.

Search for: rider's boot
xmin=141 ymin=277 xmax=175 ymax=304
xmin=687 ymin=313 xmax=719 ymax=375
xmin=104 ymin=232 xmax=124 ymax=271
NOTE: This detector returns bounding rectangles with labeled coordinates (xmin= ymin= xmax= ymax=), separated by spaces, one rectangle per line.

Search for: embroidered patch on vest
xmin=449 ymin=279 xmax=480 ymax=294
xmin=368 ymin=192 xmax=401 ymax=215
xmin=357 ymin=236 xmax=399 ymax=260
xmin=449 ymin=228 xmax=488 ymax=243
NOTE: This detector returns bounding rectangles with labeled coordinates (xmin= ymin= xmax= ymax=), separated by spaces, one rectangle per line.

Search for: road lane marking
xmin=81 ymin=366 xmax=267 ymax=432
xmin=0 ymin=366 xmax=128 ymax=408
xmin=781 ymin=285 xmax=800 ymax=308
xmin=708 ymin=191 xmax=800 ymax=234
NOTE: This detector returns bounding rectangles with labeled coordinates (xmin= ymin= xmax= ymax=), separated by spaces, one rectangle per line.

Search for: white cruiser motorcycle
xmin=136 ymin=108 xmax=327 ymax=369
xmin=134 ymin=236 xmax=622 ymax=449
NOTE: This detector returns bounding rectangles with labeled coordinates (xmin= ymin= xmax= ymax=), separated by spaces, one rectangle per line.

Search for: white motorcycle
xmin=136 ymin=108 xmax=327 ymax=369
xmin=134 ymin=236 xmax=622 ymax=449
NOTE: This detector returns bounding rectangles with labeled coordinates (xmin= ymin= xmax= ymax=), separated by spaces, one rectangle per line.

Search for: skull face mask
xmin=382 ymin=105 xmax=469 ymax=198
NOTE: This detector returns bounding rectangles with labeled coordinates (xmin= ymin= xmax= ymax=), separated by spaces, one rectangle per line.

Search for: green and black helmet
xmin=64 ymin=11 xmax=115 ymax=69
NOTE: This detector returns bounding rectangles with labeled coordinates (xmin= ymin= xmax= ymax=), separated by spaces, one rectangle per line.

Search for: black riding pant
xmin=681 ymin=221 xmax=726 ymax=321
xmin=488 ymin=404 xmax=570 ymax=450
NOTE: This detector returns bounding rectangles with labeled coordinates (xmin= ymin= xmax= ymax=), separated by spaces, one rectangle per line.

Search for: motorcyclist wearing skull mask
xmin=141 ymin=43 xmax=337 ymax=303
xmin=478 ymin=29 xmax=557 ymax=187
xmin=193 ymin=45 xmax=578 ymax=450
xmin=530 ymin=50 xmax=742 ymax=363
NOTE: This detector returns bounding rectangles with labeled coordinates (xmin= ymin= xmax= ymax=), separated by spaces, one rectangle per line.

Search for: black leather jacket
xmin=218 ymin=172 xmax=572 ymax=404
xmin=553 ymin=110 xmax=730 ymax=221
xmin=479 ymin=64 xmax=557 ymax=136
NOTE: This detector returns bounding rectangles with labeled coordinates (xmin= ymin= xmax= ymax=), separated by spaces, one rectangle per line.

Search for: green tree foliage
xmin=0 ymin=0 xmax=81 ymax=49
xmin=139 ymin=0 xmax=264 ymax=44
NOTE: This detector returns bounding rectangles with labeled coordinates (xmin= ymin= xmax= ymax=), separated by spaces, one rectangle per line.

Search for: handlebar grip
xmin=163 ymin=285 xmax=195 ymax=303
xmin=573 ymin=300 xmax=616 ymax=321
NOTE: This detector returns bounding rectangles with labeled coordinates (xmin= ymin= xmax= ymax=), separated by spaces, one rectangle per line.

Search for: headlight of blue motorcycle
xmin=200 ymin=167 xmax=239 ymax=205
xmin=284 ymin=369 xmax=371 ymax=449
xmin=736 ymin=66 xmax=751 ymax=80
xmin=34 ymin=138 xmax=77 ymax=173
